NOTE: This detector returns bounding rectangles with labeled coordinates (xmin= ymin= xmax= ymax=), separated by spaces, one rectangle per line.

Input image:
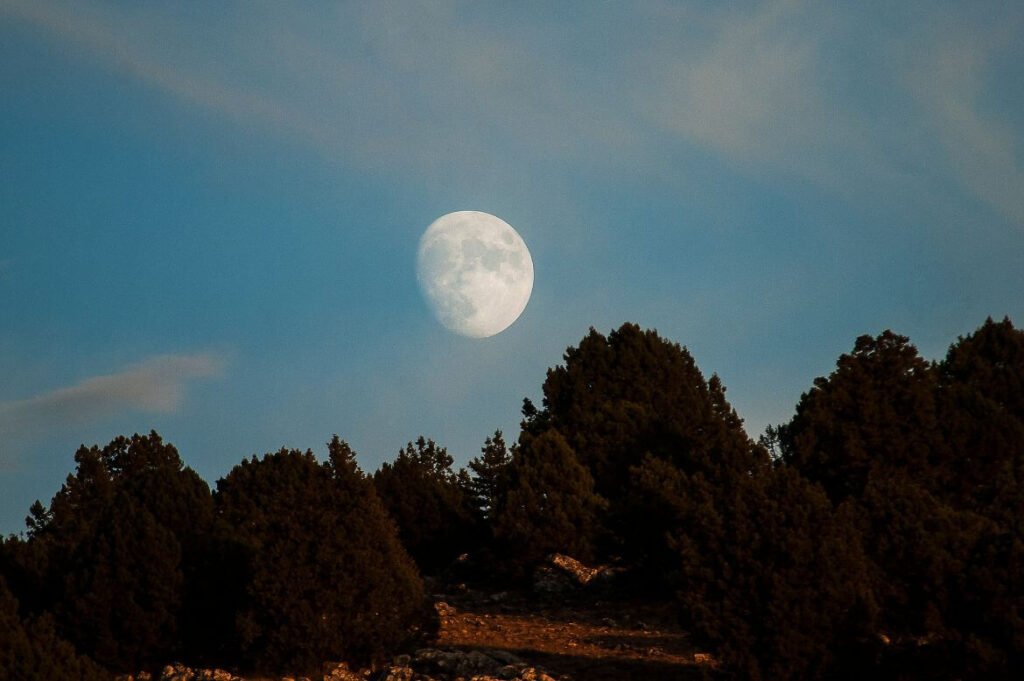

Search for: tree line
xmin=2 ymin=317 xmax=1022 ymax=680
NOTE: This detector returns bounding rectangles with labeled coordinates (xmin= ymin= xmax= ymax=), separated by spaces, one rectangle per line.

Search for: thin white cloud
xmin=633 ymin=0 xmax=1024 ymax=226
xmin=1 ymin=0 xmax=330 ymax=149
xmin=630 ymin=0 xmax=916 ymax=203
xmin=640 ymin=0 xmax=827 ymax=162
xmin=0 ymin=353 xmax=224 ymax=440
xmin=0 ymin=0 xmax=637 ymax=185
xmin=903 ymin=17 xmax=1024 ymax=225
xmin=3 ymin=0 xmax=1021 ymax=226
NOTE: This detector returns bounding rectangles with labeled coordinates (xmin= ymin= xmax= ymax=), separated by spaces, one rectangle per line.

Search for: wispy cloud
xmin=3 ymin=0 xmax=1021 ymax=225
xmin=633 ymin=0 xmax=1024 ymax=226
xmin=0 ymin=353 xmax=224 ymax=442
xmin=902 ymin=15 xmax=1024 ymax=225
xmin=640 ymin=0 xmax=829 ymax=163
xmin=0 ymin=0 xmax=630 ymax=184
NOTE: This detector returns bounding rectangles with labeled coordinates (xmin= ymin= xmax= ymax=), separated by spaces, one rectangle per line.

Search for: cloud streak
xmin=0 ymin=353 xmax=224 ymax=441
xmin=3 ymin=0 xmax=1021 ymax=226
xmin=902 ymin=15 xmax=1024 ymax=225
xmin=640 ymin=0 xmax=829 ymax=162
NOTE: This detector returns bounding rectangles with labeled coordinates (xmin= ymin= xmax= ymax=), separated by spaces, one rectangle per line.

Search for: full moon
xmin=416 ymin=211 xmax=534 ymax=338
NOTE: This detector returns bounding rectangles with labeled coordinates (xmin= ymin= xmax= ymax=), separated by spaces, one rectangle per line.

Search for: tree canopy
xmin=373 ymin=437 xmax=478 ymax=574
xmin=215 ymin=438 xmax=430 ymax=672
xmin=492 ymin=429 xmax=606 ymax=568
xmin=1 ymin=317 xmax=1022 ymax=680
xmin=3 ymin=432 xmax=210 ymax=671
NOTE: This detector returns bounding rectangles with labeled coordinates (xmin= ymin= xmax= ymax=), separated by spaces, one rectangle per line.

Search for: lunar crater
xmin=416 ymin=211 xmax=534 ymax=338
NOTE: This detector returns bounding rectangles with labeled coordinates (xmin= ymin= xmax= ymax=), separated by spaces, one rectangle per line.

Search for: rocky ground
xmin=432 ymin=586 xmax=715 ymax=681
xmin=121 ymin=556 xmax=717 ymax=681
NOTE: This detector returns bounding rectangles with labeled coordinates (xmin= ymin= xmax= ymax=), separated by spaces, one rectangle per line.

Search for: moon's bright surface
xmin=417 ymin=211 xmax=534 ymax=338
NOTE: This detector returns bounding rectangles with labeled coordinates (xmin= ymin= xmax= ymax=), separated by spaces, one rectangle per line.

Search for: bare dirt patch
xmin=434 ymin=591 xmax=716 ymax=680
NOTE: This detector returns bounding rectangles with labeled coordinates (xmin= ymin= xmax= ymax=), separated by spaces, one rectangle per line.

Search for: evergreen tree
xmin=0 ymin=576 xmax=108 ymax=681
xmin=777 ymin=321 xmax=1024 ymax=675
xmin=215 ymin=439 xmax=428 ymax=673
xmin=522 ymin=323 xmax=759 ymax=562
xmin=935 ymin=318 xmax=1024 ymax=673
xmin=527 ymin=324 xmax=756 ymax=503
xmin=777 ymin=331 xmax=943 ymax=503
xmin=10 ymin=433 xmax=212 ymax=672
xmin=492 ymin=430 xmax=606 ymax=569
xmin=938 ymin=317 xmax=1024 ymax=518
xmin=856 ymin=472 xmax=993 ymax=638
xmin=639 ymin=456 xmax=876 ymax=681
xmin=467 ymin=430 xmax=513 ymax=521
xmin=373 ymin=437 xmax=477 ymax=573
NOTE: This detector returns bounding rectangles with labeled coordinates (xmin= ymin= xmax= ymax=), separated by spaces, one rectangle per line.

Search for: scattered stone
xmin=150 ymin=665 xmax=246 ymax=681
xmin=323 ymin=661 xmax=363 ymax=681
xmin=380 ymin=667 xmax=413 ymax=681
xmin=550 ymin=555 xmax=600 ymax=585
xmin=435 ymin=601 xmax=458 ymax=618
xmin=195 ymin=670 xmax=235 ymax=681
xmin=533 ymin=554 xmax=621 ymax=595
xmin=161 ymin=664 xmax=193 ymax=681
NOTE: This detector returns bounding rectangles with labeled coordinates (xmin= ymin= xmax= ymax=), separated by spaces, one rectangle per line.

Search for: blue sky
xmin=2 ymin=1 xmax=1022 ymax=534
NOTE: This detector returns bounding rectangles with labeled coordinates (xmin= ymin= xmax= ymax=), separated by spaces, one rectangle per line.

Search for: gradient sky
xmin=2 ymin=1 xmax=1023 ymax=535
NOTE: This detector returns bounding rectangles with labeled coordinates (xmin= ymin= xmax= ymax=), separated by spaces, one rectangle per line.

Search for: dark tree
xmin=637 ymin=456 xmax=877 ymax=681
xmin=942 ymin=317 xmax=1024 ymax=420
xmin=215 ymin=439 xmax=428 ymax=673
xmin=0 ymin=577 xmax=108 ymax=681
xmin=856 ymin=472 xmax=993 ymax=638
xmin=9 ymin=433 xmax=212 ymax=672
xmin=526 ymin=324 xmax=756 ymax=502
xmin=778 ymin=331 xmax=944 ymax=503
xmin=935 ymin=318 xmax=1024 ymax=673
xmin=467 ymin=430 xmax=513 ymax=521
xmin=492 ymin=430 xmax=606 ymax=569
xmin=938 ymin=317 xmax=1024 ymax=518
xmin=777 ymin=321 xmax=1024 ymax=675
xmin=521 ymin=324 xmax=760 ymax=563
xmin=373 ymin=437 xmax=478 ymax=573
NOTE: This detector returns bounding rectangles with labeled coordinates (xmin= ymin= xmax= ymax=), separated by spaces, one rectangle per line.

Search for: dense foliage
xmin=0 ymin=577 xmax=109 ymax=681
xmin=776 ymin=318 xmax=1024 ymax=677
xmin=215 ymin=438 xmax=430 ymax=671
xmin=1 ymin=317 xmax=1022 ymax=680
xmin=521 ymin=323 xmax=759 ymax=561
xmin=492 ymin=429 xmax=606 ymax=568
xmin=523 ymin=324 xmax=878 ymax=679
xmin=466 ymin=430 xmax=513 ymax=521
xmin=373 ymin=437 xmax=478 ymax=573
xmin=1 ymin=433 xmax=211 ymax=672
xmin=1 ymin=435 xmax=430 ymax=678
